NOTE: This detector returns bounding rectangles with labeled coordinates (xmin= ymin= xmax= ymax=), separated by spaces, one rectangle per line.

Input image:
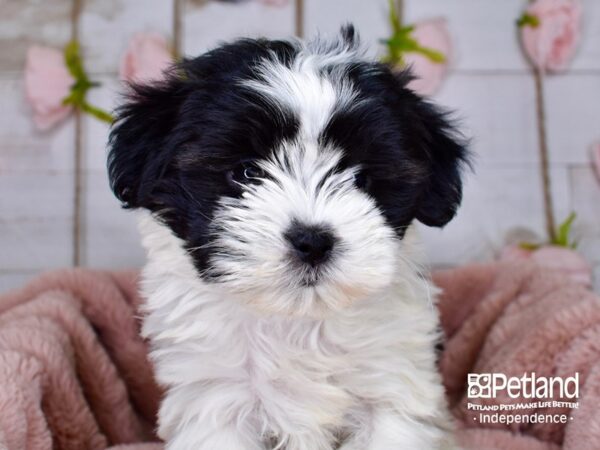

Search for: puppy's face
xmin=109 ymin=27 xmax=467 ymax=316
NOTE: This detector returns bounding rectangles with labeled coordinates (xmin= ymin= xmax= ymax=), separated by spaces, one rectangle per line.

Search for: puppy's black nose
xmin=285 ymin=222 xmax=336 ymax=266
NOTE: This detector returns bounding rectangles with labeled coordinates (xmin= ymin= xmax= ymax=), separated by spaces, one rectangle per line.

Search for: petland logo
xmin=468 ymin=373 xmax=579 ymax=400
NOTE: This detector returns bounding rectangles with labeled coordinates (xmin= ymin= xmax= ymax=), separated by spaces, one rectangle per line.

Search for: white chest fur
xmin=138 ymin=213 xmax=453 ymax=450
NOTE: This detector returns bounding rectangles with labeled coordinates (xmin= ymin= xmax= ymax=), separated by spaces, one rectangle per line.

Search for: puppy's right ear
xmin=108 ymin=76 xmax=185 ymax=209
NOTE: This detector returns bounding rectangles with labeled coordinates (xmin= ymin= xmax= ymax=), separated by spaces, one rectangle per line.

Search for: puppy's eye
xmin=353 ymin=171 xmax=371 ymax=190
xmin=243 ymin=165 xmax=264 ymax=179
xmin=227 ymin=161 xmax=265 ymax=187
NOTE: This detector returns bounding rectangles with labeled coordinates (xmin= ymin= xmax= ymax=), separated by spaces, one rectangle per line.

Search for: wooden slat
xmin=183 ymin=0 xmax=295 ymax=57
xmin=83 ymin=171 xmax=145 ymax=268
xmin=79 ymin=0 xmax=175 ymax=270
xmin=0 ymin=0 xmax=72 ymax=73
xmin=0 ymin=171 xmax=73 ymax=219
xmin=82 ymin=76 xmax=120 ymax=171
xmin=79 ymin=75 xmax=144 ymax=267
xmin=304 ymin=0 xmax=388 ymax=58
xmin=405 ymin=0 xmax=529 ymax=72
xmin=79 ymin=0 xmax=175 ymax=75
xmin=570 ymin=165 xmax=600 ymax=243
xmin=305 ymin=0 xmax=600 ymax=72
xmin=0 ymin=271 xmax=38 ymax=293
xmin=436 ymin=73 xmax=538 ymax=165
xmin=572 ymin=0 xmax=600 ymax=72
xmin=0 ymin=216 xmax=73 ymax=270
xmin=0 ymin=78 xmax=75 ymax=172
xmin=569 ymin=165 xmax=600 ymax=291
xmin=0 ymin=76 xmax=75 ymax=272
xmin=570 ymin=166 xmax=600 ymax=232
xmin=0 ymin=170 xmax=73 ymax=271
xmin=419 ymin=164 xmax=571 ymax=267
xmin=0 ymin=1 xmax=76 ymax=275
xmin=546 ymin=74 xmax=600 ymax=164
xmin=305 ymin=0 xmax=529 ymax=68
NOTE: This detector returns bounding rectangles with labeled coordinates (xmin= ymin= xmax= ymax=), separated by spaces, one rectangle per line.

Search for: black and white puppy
xmin=108 ymin=26 xmax=467 ymax=450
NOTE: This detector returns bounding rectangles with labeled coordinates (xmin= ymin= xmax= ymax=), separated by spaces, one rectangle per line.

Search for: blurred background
xmin=1 ymin=0 xmax=599 ymax=292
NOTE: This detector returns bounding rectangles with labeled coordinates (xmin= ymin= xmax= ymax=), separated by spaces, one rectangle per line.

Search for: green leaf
xmin=414 ymin=45 xmax=446 ymax=63
xmin=61 ymin=40 xmax=113 ymax=125
xmin=81 ymin=102 xmax=114 ymax=124
xmin=553 ymin=212 xmax=577 ymax=247
xmin=383 ymin=1 xmax=446 ymax=67
xmin=384 ymin=30 xmax=446 ymax=65
xmin=517 ymin=12 xmax=540 ymax=28
xmin=64 ymin=41 xmax=88 ymax=82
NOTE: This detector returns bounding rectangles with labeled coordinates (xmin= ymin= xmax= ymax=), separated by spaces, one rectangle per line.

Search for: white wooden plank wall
xmin=0 ymin=0 xmax=599 ymax=292
xmin=0 ymin=0 xmax=75 ymax=289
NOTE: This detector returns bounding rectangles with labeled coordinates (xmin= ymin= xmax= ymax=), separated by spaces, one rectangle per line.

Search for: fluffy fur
xmin=108 ymin=26 xmax=468 ymax=450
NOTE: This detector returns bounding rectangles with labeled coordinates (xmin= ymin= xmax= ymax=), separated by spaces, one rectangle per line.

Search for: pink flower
xmin=500 ymin=245 xmax=592 ymax=287
xmin=24 ymin=45 xmax=74 ymax=131
xmin=520 ymin=0 xmax=582 ymax=72
xmin=592 ymin=142 xmax=600 ymax=184
xmin=120 ymin=33 xmax=173 ymax=84
xmin=404 ymin=18 xmax=452 ymax=96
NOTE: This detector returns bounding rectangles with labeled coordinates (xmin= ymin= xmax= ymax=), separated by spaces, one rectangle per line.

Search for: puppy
xmin=108 ymin=26 xmax=468 ymax=450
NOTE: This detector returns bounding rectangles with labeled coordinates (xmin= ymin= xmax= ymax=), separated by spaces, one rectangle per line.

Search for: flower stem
xmin=173 ymin=0 xmax=183 ymax=58
xmin=533 ymin=68 xmax=557 ymax=242
xmin=71 ymin=0 xmax=83 ymax=268
xmin=395 ymin=0 xmax=404 ymax=28
xmin=295 ymin=0 xmax=304 ymax=38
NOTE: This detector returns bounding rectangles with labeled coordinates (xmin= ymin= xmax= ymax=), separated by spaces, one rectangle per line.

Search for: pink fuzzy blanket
xmin=0 ymin=263 xmax=598 ymax=449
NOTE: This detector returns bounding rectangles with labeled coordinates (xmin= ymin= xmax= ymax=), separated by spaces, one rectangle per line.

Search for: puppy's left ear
xmin=406 ymin=96 xmax=470 ymax=228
